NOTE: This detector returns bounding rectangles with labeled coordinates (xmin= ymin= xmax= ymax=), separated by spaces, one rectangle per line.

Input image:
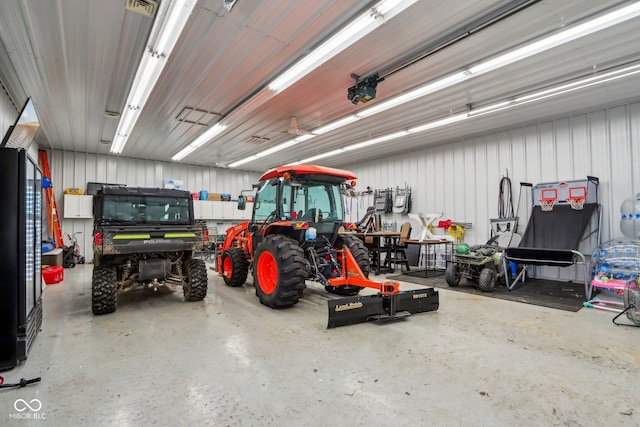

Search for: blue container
xmin=199 ymin=190 xmax=208 ymax=201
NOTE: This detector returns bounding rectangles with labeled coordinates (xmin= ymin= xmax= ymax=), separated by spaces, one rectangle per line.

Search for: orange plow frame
xmin=326 ymin=246 xmax=439 ymax=328
xmin=328 ymin=244 xmax=400 ymax=295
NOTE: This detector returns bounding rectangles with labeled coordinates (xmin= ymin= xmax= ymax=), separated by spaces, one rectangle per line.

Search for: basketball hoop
xmin=540 ymin=198 xmax=556 ymax=211
xmin=539 ymin=188 xmax=557 ymax=212
xmin=568 ymin=196 xmax=586 ymax=210
xmin=567 ymin=186 xmax=587 ymax=210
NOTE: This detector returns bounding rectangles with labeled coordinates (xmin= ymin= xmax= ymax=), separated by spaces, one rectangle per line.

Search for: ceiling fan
xmin=286 ymin=116 xmax=313 ymax=136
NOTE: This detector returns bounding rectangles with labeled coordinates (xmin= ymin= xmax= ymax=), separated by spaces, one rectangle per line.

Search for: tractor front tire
xmin=184 ymin=258 xmax=208 ymax=301
xmin=445 ymin=263 xmax=461 ymax=287
xmin=221 ymin=247 xmax=249 ymax=287
xmin=92 ymin=266 xmax=117 ymax=315
xmin=325 ymin=235 xmax=369 ymax=296
xmin=253 ymin=235 xmax=307 ymax=308
xmin=478 ymin=267 xmax=497 ymax=292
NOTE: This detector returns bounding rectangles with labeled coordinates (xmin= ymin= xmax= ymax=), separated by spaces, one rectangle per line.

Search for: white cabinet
xmin=192 ymin=200 xmax=249 ymax=220
xmin=234 ymin=203 xmax=252 ymax=220
xmin=193 ymin=200 xmax=203 ymax=219
xmin=194 ymin=200 xmax=213 ymax=219
xmin=63 ymin=194 xmax=93 ymax=219
xmin=221 ymin=202 xmax=233 ymax=219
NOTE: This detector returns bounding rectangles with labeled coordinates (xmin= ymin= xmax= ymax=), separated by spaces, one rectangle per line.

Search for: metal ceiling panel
xmin=0 ymin=0 xmax=638 ymax=173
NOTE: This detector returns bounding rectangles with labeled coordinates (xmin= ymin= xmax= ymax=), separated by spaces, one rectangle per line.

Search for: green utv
xmin=91 ymin=186 xmax=209 ymax=314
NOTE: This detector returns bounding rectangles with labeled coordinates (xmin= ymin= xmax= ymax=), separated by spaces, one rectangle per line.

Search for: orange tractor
xmin=217 ymin=164 xmax=438 ymax=327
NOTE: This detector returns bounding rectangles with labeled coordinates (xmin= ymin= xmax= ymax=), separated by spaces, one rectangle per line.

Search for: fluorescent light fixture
xmin=127 ymin=54 xmax=164 ymax=108
xmin=227 ymin=132 xmax=317 ymax=167
xmin=407 ymin=113 xmax=467 ymax=133
xmin=172 ymin=123 xmax=228 ymax=161
xmin=300 ymin=148 xmax=346 ymax=163
xmin=313 ymin=115 xmax=360 ymax=135
xmin=255 ymin=139 xmax=300 ymax=158
xmin=111 ymin=0 xmax=196 ymax=154
xmin=468 ymin=2 xmax=640 ymax=76
xmin=229 ymin=155 xmax=260 ymax=168
xmin=154 ymin=0 xmax=196 ymax=56
xmin=357 ymin=72 xmax=470 ymax=119
xmin=268 ymin=0 xmax=418 ymax=93
xmin=296 ymin=114 xmax=465 ymax=164
xmin=293 ymin=133 xmax=316 ymax=143
xmin=469 ymin=62 xmax=640 ymax=117
xmin=110 ymin=107 xmax=141 ymax=154
xmin=343 ymin=131 xmax=409 ymax=150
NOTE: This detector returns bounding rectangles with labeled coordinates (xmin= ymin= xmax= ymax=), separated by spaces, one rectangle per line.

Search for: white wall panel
xmin=350 ymin=99 xmax=640 ymax=281
xmin=0 ymin=84 xmax=17 ymax=136
xmin=42 ymin=150 xmax=260 ymax=262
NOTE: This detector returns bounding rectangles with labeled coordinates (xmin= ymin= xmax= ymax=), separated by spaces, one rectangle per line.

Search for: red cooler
xmin=42 ymin=265 xmax=64 ymax=284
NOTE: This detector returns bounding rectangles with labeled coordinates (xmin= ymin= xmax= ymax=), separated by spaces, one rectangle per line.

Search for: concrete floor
xmin=2 ymin=263 xmax=638 ymax=426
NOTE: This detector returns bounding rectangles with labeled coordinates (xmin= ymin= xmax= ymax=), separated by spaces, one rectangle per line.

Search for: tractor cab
xmin=249 ymin=165 xmax=354 ymax=250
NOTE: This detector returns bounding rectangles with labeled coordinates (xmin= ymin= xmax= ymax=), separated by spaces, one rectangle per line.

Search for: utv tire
xmin=221 ymin=247 xmax=249 ymax=287
xmin=478 ymin=267 xmax=497 ymax=292
xmin=325 ymin=235 xmax=370 ymax=296
xmin=92 ymin=266 xmax=117 ymax=315
xmin=253 ymin=235 xmax=307 ymax=308
xmin=184 ymin=258 xmax=208 ymax=301
xmin=445 ymin=263 xmax=461 ymax=287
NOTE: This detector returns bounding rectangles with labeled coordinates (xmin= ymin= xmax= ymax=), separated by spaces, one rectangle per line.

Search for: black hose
xmin=0 ymin=376 xmax=41 ymax=389
xmin=498 ymin=176 xmax=514 ymax=219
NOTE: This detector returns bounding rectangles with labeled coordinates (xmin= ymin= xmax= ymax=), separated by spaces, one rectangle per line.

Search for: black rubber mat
xmin=388 ymin=273 xmax=594 ymax=312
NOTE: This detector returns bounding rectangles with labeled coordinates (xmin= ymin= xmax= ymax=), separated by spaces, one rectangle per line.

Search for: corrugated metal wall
xmin=348 ymin=100 xmax=640 ymax=280
xmin=0 ymin=84 xmax=17 ymax=137
xmin=47 ymin=150 xmax=260 ymax=262
xmin=10 ymin=98 xmax=640 ymax=272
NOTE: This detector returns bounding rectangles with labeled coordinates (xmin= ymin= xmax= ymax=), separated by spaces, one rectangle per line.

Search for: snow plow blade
xmin=327 ymin=288 xmax=439 ymax=328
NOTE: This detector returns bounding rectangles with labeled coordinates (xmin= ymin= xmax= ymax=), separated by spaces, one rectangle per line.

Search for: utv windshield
xmin=252 ymin=178 xmax=344 ymax=223
xmin=101 ymin=195 xmax=191 ymax=224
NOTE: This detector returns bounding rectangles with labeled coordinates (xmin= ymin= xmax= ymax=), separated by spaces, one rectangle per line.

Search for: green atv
xmin=445 ymin=243 xmax=505 ymax=292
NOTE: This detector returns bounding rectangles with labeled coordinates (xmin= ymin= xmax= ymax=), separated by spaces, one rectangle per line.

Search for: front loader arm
xmin=217 ymin=221 xmax=252 ymax=275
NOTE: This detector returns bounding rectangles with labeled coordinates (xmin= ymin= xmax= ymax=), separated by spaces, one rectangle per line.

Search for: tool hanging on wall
xmin=341 ymin=184 xmax=372 ymax=222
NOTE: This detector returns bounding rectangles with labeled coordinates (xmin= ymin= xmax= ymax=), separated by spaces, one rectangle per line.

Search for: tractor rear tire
xmin=221 ymin=247 xmax=249 ymax=287
xmin=253 ymin=235 xmax=307 ymax=308
xmin=92 ymin=265 xmax=117 ymax=315
xmin=325 ymin=235 xmax=369 ymax=296
xmin=445 ymin=263 xmax=461 ymax=287
xmin=478 ymin=267 xmax=497 ymax=292
xmin=184 ymin=258 xmax=208 ymax=301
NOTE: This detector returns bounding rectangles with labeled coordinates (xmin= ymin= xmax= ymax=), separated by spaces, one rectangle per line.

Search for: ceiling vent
xmin=126 ymin=0 xmax=158 ymax=18
xmin=176 ymin=107 xmax=221 ymax=126
xmin=246 ymin=136 xmax=270 ymax=145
